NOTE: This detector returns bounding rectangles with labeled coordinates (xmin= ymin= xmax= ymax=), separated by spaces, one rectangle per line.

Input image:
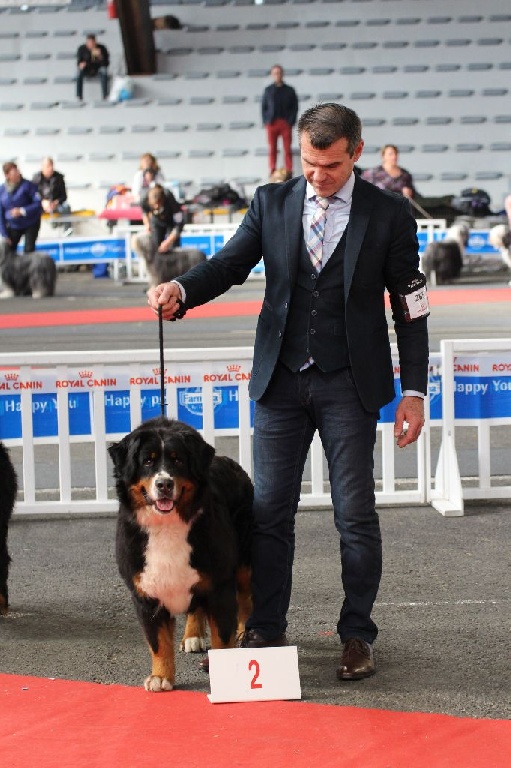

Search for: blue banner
xmin=1 ymin=368 xmax=510 ymax=440
xmin=25 ymin=238 xmax=127 ymax=264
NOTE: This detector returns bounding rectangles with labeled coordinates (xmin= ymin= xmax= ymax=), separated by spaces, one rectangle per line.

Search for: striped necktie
xmin=306 ymin=196 xmax=330 ymax=270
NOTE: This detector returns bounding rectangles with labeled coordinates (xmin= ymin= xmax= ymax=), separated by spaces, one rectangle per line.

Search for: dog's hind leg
xmin=180 ymin=607 xmax=207 ymax=653
xmin=207 ymin=582 xmax=239 ymax=650
xmin=235 ymin=565 xmax=252 ymax=636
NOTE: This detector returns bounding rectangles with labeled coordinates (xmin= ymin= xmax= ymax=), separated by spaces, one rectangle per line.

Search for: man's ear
xmin=353 ymin=140 xmax=364 ymax=164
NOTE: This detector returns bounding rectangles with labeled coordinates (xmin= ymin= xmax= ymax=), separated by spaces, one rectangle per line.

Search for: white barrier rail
xmin=432 ymin=339 xmax=511 ymax=517
xmin=3 ymin=340 xmax=510 ymax=519
xmin=116 ymin=219 xmax=446 ymax=284
xmin=0 ymin=347 xmax=429 ymax=518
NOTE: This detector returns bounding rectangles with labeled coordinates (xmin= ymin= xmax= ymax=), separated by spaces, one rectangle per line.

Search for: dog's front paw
xmin=144 ymin=675 xmax=174 ymax=692
xmin=180 ymin=635 xmax=207 ymax=653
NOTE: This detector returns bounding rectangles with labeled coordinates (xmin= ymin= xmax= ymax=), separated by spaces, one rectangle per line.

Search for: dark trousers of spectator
xmin=266 ymin=119 xmax=293 ymax=175
xmin=6 ymin=223 xmax=41 ymax=254
xmin=77 ymin=67 xmax=109 ymax=100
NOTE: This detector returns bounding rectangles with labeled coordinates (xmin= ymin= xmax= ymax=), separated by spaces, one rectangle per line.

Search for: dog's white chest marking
xmin=138 ymin=516 xmax=200 ymax=616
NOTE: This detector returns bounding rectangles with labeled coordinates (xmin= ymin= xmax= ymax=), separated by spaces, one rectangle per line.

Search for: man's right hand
xmin=147 ymin=281 xmax=183 ymax=321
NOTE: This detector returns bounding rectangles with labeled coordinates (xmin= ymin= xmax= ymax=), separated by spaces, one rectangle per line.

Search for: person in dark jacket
xmin=76 ymin=34 xmax=109 ymax=101
xmin=148 ymin=103 xmax=429 ymax=681
xmin=261 ymin=64 xmax=299 ymax=180
xmin=32 ymin=157 xmax=70 ymax=215
xmin=0 ymin=162 xmax=42 ymax=254
xmin=131 ymin=183 xmax=184 ymax=275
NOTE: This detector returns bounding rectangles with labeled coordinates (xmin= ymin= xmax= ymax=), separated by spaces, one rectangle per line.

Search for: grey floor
xmin=2 ymin=269 xmax=511 ymax=720
xmin=3 ymin=502 xmax=510 ymax=720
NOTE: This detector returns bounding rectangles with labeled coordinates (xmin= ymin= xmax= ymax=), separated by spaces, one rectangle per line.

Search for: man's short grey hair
xmin=297 ymin=103 xmax=362 ymax=157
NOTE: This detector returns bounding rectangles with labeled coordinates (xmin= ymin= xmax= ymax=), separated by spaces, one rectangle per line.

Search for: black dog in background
xmin=0 ymin=239 xmax=57 ymax=299
xmin=0 ymin=442 xmax=18 ymax=615
xmin=422 ymin=221 xmax=469 ymax=285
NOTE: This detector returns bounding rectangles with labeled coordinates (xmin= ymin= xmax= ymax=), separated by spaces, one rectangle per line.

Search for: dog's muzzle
xmin=151 ymin=474 xmax=177 ymax=514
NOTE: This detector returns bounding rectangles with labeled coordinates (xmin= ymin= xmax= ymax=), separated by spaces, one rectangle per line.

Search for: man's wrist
xmin=402 ymin=390 xmax=425 ymax=399
xmin=171 ymin=280 xmax=185 ymax=302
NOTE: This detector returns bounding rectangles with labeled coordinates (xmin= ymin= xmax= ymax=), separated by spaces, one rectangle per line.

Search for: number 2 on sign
xmin=249 ymin=659 xmax=263 ymax=689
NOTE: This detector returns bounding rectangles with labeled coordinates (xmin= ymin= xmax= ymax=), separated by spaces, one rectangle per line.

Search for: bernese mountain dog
xmin=108 ymin=416 xmax=253 ymax=692
xmin=0 ymin=441 xmax=18 ymax=615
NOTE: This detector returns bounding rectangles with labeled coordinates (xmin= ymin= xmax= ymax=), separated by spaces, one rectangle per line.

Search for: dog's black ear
xmin=184 ymin=431 xmax=215 ymax=483
xmin=108 ymin=439 xmax=128 ymax=472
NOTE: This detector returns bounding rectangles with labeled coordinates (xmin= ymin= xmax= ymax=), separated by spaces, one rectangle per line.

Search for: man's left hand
xmin=394 ymin=396 xmax=425 ymax=448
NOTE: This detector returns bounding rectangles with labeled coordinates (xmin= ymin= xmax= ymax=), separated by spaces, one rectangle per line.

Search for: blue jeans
xmin=248 ymin=362 xmax=382 ymax=644
xmin=76 ymin=67 xmax=109 ymax=100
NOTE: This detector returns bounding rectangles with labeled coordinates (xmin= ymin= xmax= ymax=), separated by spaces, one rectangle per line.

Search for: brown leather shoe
xmin=336 ymin=638 xmax=375 ymax=681
xmin=236 ymin=629 xmax=288 ymax=649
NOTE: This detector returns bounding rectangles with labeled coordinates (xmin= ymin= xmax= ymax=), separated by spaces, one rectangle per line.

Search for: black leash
xmin=158 ymin=305 xmax=165 ymax=416
xmin=157 ymin=298 xmax=186 ymax=417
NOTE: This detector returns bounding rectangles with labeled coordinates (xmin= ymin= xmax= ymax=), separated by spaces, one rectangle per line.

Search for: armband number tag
xmin=399 ymin=284 xmax=430 ymax=322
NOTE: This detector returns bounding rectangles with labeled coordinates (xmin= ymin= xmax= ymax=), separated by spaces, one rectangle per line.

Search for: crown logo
xmin=4 ymin=372 xmax=19 ymax=381
xmin=79 ymin=370 xmax=93 ymax=379
xmin=152 ymin=368 xmax=167 ymax=376
xmin=227 ymin=364 xmax=241 ymax=373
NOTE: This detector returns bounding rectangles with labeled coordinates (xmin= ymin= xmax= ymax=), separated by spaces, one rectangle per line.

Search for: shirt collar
xmin=305 ymin=172 xmax=355 ymax=204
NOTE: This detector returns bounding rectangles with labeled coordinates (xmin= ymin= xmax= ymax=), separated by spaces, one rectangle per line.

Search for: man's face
xmin=300 ymin=133 xmax=364 ymax=198
xmin=271 ymin=66 xmax=283 ymax=85
xmin=5 ymin=167 xmax=21 ymax=186
xmin=86 ymin=37 xmax=96 ymax=51
xmin=41 ymin=160 xmax=53 ymax=178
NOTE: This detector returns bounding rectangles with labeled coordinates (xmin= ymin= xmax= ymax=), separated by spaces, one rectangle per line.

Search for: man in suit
xmin=147 ymin=103 xmax=429 ymax=680
xmin=262 ymin=64 xmax=299 ymax=181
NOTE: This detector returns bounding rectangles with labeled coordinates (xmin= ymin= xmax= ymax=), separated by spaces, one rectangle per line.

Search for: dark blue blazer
xmin=178 ymin=175 xmax=429 ymax=412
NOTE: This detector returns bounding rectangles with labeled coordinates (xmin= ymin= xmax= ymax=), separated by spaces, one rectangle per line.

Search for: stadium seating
xmin=0 ymin=0 xmax=509 ymax=212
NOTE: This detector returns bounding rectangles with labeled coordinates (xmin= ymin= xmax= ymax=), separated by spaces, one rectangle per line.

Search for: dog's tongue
xmin=155 ymin=498 xmax=174 ymax=513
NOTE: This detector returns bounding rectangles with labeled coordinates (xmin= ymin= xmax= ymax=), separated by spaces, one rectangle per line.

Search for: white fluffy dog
xmin=422 ymin=221 xmax=470 ymax=285
xmin=488 ymin=224 xmax=511 ymax=271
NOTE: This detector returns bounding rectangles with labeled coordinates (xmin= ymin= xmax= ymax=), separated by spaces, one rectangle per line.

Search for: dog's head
xmin=445 ymin=221 xmax=470 ymax=248
xmin=109 ymin=417 xmax=215 ymax=525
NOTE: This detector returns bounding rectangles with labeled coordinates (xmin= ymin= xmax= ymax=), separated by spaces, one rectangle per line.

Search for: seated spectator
xmin=362 ymin=144 xmax=415 ymax=199
xmin=131 ymin=153 xmax=164 ymax=203
xmin=32 ymin=157 xmax=70 ymax=215
xmin=0 ymin=162 xmax=42 ymax=254
xmin=131 ymin=184 xmax=183 ymax=279
xmin=76 ymin=34 xmax=109 ymax=101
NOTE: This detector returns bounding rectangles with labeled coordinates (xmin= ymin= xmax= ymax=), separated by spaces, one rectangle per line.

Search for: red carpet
xmin=0 ymin=287 xmax=509 ymax=330
xmin=0 ymin=674 xmax=509 ymax=768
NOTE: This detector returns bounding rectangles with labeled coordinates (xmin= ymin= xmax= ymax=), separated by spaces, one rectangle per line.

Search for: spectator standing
xmin=76 ymin=34 xmax=110 ymax=101
xmin=131 ymin=153 xmax=165 ymax=203
xmin=32 ymin=157 xmax=70 ymax=215
xmin=362 ymin=144 xmax=415 ymax=198
xmin=0 ymin=162 xmax=42 ymax=254
xmin=262 ymin=65 xmax=299 ymax=181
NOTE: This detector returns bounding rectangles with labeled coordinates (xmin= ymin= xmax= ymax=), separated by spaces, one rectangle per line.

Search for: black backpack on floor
xmin=451 ymin=187 xmax=492 ymax=218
